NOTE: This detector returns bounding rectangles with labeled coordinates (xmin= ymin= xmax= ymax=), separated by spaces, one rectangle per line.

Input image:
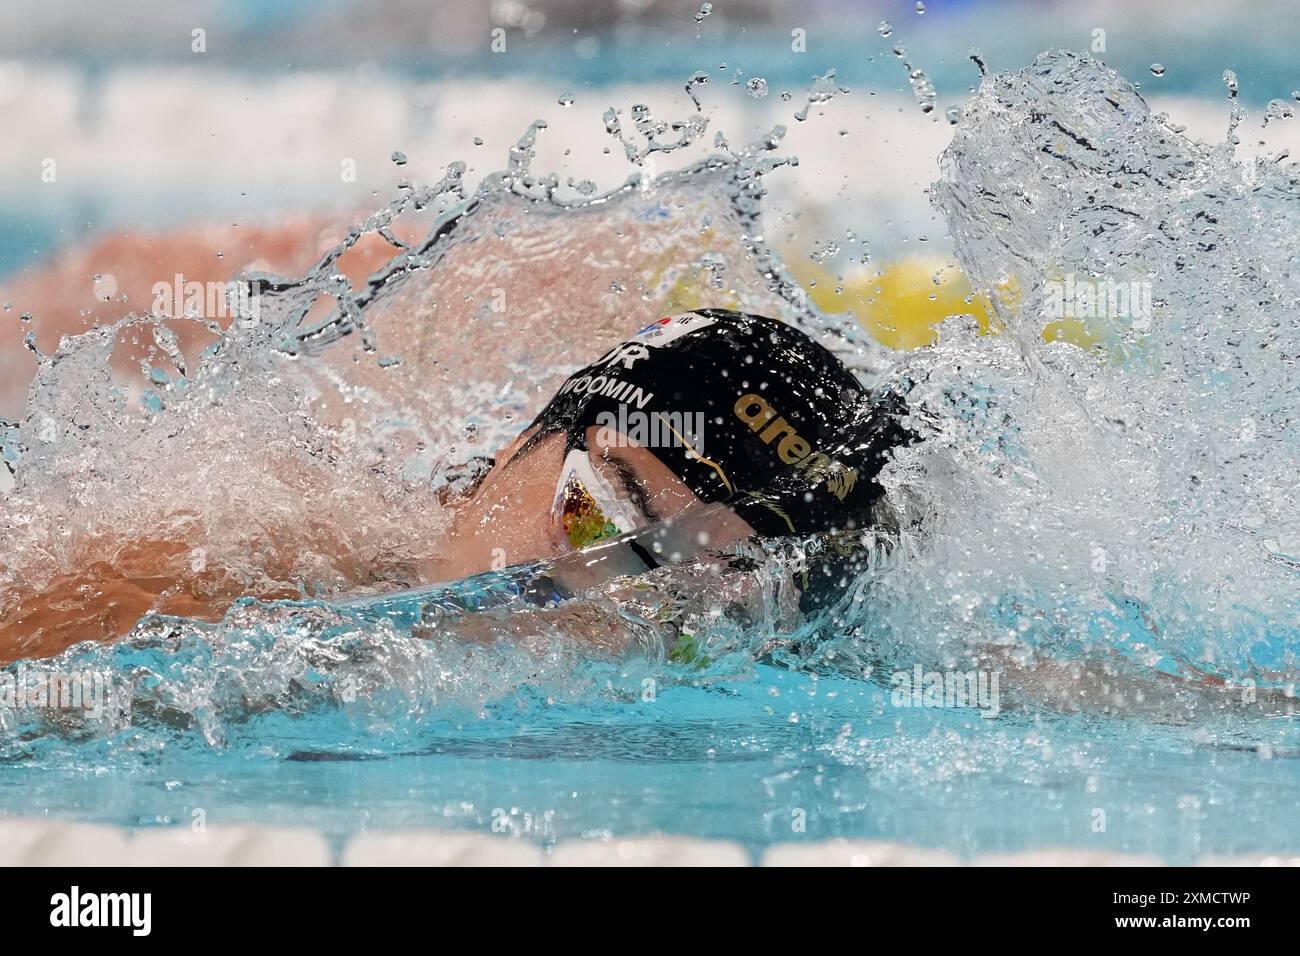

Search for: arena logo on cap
xmin=734 ymin=393 xmax=857 ymax=500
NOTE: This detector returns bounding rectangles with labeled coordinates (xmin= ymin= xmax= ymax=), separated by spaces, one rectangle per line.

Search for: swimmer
xmin=0 ymin=309 xmax=910 ymax=662
xmin=417 ymin=309 xmax=907 ymax=583
xmin=2 ymin=307 xmax=1289 ymax=720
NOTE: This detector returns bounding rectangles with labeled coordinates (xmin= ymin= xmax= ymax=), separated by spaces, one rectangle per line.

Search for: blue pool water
xmin=3 ymin=660 xmax=1297 ymax=862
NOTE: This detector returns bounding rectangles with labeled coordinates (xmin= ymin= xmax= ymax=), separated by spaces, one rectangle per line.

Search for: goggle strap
xmin=625 ymin=539 xmax=662 ymax=571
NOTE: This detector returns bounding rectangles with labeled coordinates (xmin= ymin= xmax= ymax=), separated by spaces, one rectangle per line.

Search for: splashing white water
xmin=862 ymin=51 xmax=1299 ymax=692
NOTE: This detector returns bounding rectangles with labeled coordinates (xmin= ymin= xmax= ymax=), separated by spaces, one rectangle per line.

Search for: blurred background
xmin=3 ymin=0 xmax=1299 ymax=418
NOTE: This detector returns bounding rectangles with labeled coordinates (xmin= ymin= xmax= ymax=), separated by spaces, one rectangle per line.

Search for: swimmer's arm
xmin=0 ymin=515 xmax=421 ymax=664
xmin=0 ymin=537 xmax=300 ymax=664
xmin=978 ymin=648 xmax=1295 ymax=718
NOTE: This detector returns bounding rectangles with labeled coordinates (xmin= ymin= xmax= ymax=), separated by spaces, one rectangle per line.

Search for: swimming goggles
xmin=551 ymin=448 xmax=645 ymax=550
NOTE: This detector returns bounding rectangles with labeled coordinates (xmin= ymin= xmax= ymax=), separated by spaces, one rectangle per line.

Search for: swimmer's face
xmin=429 ymin=425 xmax=755 ymax=581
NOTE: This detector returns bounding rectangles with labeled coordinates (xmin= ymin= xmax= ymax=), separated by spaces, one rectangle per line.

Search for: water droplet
xmin=390 ymin=150 xmax=408 ymax=165
xmin=878 ymin=20 xmax=892 ymax=37
xmin=1263 ymin=98 xmax=1295 ymax=126
xmin=793 ymin=67 xmax=840 ymax=122
xmin=473 ymin=136 xmax=483 ymax=146
xmin=915 ymin=1 xmax=926 ymax=13
xmin=745 ymin=77 xmax=768 ymax=99
xmin=811 ymin=240 xmax=840 ymax=263
xmin=91 ymin=273 xmax=117 ymax=302
xmin=907 ymin=65 xmax=936 ymax=114
xmin=1222 ymin=69 xmax=1238 ymax=96
xmin=683 ymin=71 xmax=711 ymax=111
xmin=557 ymin=92 xmax=574 ymax=107
xmin=694 ymin=1 xmax=712 ymax=22
xmin=946 ymin=105 xmax=962 ymax=125
xmin=1149 ymin=63 xmax=1166 ymax=77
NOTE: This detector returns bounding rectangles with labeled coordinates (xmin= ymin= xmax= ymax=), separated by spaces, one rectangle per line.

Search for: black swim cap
xmin=518 ymin=309 xmax=910 ymax=538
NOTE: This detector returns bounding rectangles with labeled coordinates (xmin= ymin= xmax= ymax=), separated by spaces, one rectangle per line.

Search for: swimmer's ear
xmin=496 ymin=426 xmax=540 ymax=465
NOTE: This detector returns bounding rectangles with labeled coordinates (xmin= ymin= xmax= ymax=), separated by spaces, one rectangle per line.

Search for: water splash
xmin=857 ymin=51 xmax=1300 ymax=708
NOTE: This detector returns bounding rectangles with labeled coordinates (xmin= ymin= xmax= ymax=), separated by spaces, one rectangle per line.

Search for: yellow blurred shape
xmin=1042 ymin=317 xmax=1107 ymax=350
xmin=784 ymin=254 xmax=1109 ymax=353
xmin=660 ymin=247 xmax=1108 ymax=355
xmin=783 ymin=255 xmax=994 ymax=350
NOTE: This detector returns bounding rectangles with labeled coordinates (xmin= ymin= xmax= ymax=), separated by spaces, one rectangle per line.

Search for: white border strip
xmin=2 ymin=820 xmax=1298 ymax=866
